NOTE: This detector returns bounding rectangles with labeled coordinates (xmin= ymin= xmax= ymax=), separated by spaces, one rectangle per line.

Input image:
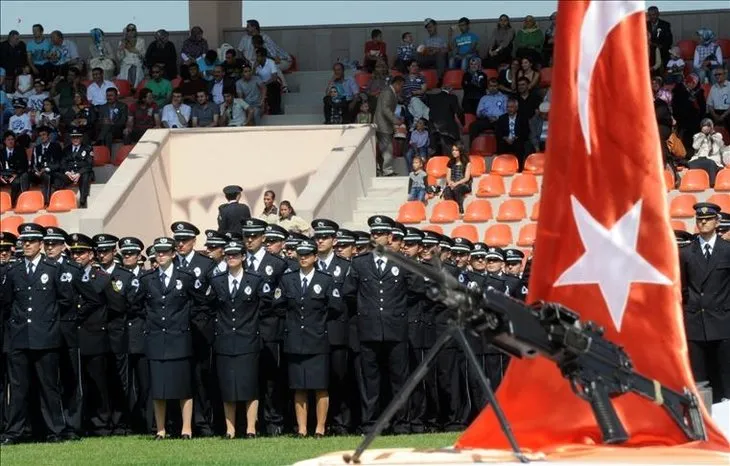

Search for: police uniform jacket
xmin=465 ymin=270 xmax=508 ymax=354
xmin=176 ymin=252 xmax=215 ymax=344
xmin=31 ymin=142 xmax=64 ymax=173
xmin=680 ymin=237 xmax=730 ymax=341
xmin=217 ymin=202 xmax=252 ymax=234
xmin=209 ymin=271 xmax=271 ymax=356
xmin=126 ymin=267 xmax=146 ymax=354
xmin=426 ymin=263 xmax=466 ymax=349
xmin=277 ymin=270 xmax=342 ymax=355
xmin=2 ymin=258 xmax=74 ymax=350
xmin=62 ymin=144 xmax=94 ymax=174
xmin=54 ymin=258 xmax=92 ymax=349
xmin=101 ymin=264 xmax=135 ymax=354
xmin=132 ymin=268 xmax=203 ymax=360
xmin=1 ymin=147 xmax=28 ymax=176
xmin=253 ymin=252 xmax=288 ymax=342
xmin=321 ymin=255 xmax=350 ymax=346
xmin=407 ymin=270 xmax=428 ymax=349
xmin=77 ymin=267 xmax=112 ymax=356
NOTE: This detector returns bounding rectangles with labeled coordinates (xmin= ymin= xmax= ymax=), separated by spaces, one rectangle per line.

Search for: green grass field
xmin=0 ymin=432 xmax=460 ymax=465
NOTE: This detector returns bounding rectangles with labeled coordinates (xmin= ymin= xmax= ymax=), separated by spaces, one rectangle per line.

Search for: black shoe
xmin=266 ymin=426 xmax=284 ymax=437
xmin=112 ymin=427 xmax=129 ymax=436
xmin=79 ymin=201 xmax=88 ymax=209
xmin=328 ymin=427 xmax=347 ymax=436
xmin=1 ymin=437 xmax=17 ymax=446
xmin=62 ymin=432 xmax=81 ymax=442
xmin=46 ymin=435 xmax=63 ymax=443
xmin=181 ymin=434 xmax=192 ymax=440
xmin=196 ymin=427 xmax=214 ymax=438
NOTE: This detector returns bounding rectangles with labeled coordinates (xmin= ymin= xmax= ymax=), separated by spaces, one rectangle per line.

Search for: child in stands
xmin=363 ymin=29 xmax=387 ymax=73
xmin=405 ymin=118 xmax=430 ymax=169
xmin=356 ymin=100 xmax=372 ymax=124
xmin=33 ymin=98 xmax=60 ymax=142
xmin=665 ymin=46 xmax=685 ymax=85
xmin=13 ymin=64 xmax=34 ymax=98
xmin=26 ymin=79 xmax=49 ymax=113
xmin=407 ymin=156 xmax=429 ymax=203
xmin=395 ymin=32 xmax=415 ymax=74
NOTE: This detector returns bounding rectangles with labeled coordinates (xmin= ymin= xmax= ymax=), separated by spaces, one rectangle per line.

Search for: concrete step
xmin=282 ymin=91 xmax=326 ymax=106
xmin=285 ymin=71 xmax=338 ymax=94
xmin=260 ymin=113 xmax=323 ymax=126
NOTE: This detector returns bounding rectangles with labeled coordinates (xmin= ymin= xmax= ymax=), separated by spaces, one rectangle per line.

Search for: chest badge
xmin=40 ymin=273 xmax=49 ymax=284
xmin=391 ymin=266 xmax=399 ymax=276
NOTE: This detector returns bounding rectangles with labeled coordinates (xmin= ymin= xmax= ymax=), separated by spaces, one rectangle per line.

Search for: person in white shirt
xmin=86 ymin=67 xmax=117 ymax=106
xmin=707 ymin=68 xmax=730 ymax=130
xmin=237 ymin=20 xmax=292 ymax=71
xmin=254 ymin=48 xmax=287 ymax=115
xmin=160 ymin=89 xmax=192 ymax=128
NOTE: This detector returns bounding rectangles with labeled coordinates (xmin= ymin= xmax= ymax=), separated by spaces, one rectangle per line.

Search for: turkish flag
xmin=457 ymin=0 xmax=729 ymax=451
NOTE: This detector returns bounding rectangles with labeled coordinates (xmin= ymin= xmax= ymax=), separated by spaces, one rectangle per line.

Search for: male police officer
xmin=62 ymin=128 xmax=94 ymax=208
xmin=217 ymin=185 xmax=251 ymax=234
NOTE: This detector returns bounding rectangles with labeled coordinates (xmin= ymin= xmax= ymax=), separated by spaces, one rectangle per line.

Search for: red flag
xmin=457 ymin=0 xmax=729 ymax=451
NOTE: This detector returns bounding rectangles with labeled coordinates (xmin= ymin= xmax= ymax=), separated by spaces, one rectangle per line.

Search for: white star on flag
xmin=554 ymin=196 xmax=673 ymax=331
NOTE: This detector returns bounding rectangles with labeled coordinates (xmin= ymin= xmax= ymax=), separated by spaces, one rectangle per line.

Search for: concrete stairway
xmin=261 ymin=70 xmax=334 ymax=126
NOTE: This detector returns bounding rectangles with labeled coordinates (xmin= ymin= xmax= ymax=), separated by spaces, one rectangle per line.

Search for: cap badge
xmin=125 ymin=239 xmax=131 ymax=244
xmin=318 ymin=221 xmax=325 ymax=228
xmin=207 ymin=232 xmax=213 ymax=238
xmin=701 ymin=207 xmax=708 ymax=214
xmin=72 ymin=234 xmax=78 ymax=241
xmin=24 ymin=225 xmax=32 ymax=232
xmin=159 ymin=238 xmax=168 ymax=244
xmin=246 ymin=220 xmax=253 ymax=226
xmin=374 ymin=217 xmax=382 ymax=224
xmin=176 ymin=223 xmax=184 ymax=231
xmin=228 ymin=241 xmax=236 ymax=247
xmin=266 ymin=226 xmax=272 ymax=231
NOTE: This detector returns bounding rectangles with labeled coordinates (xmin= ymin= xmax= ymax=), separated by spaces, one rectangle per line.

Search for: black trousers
xmin=3 ymin=172 xmax=29 ymax=206
xmin=496 ymin=139 xmax=526 ymax=169
xmin=96 ymin=124 xmax=125 ymax=149
xmin=0 ymin=352 xmax=6 ymax=434
xmin=108 ymin=352 xmax=129 ymax=432
xmin=442 ymin=185 xmax=471 ymax=214
xmin=5 ymin=349 xmax=65 ymax=440
xmin=328 ymin=345 xmax=350 ymax=434
xmin=82 ymin=353 xmax=112 ymax=436
xmin=436 ymin=346 xmax=467 ymax=431
xmin=192 ymin=342 xmax=214 ymax=436
xmin=407 ymin=345 xmax=427 ymax=433
xmin=266 ymin=81 xmax=283 ymax=115
xmin=59 ymin=172 xmax=92 ymax=206
xmin=465 ymin=353 xmax=508 ymax=423
xmin=688 ymin=339 xmax=730 ymax=403
xmin=128 ymin=353 xmax=154 ymax=434
xmin=59 ymin=345 xmax=83 ymax=436
xmin=359 ymin=340 xmax=409 ymax=434
xmin=259 ymin=340 xmax=286 ymax=434
xmin=468 ymin=118 xmax=496 ymax=145
xmin=28 ymin=171 xmax=66 ymax=206
xmin=348 ymin=348 xmax=365 ymax=433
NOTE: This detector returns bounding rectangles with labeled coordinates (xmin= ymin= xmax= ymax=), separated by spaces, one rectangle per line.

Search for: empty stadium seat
xmin=463 ymin=199 xmax=494 ymax=222
xmin=524 ymin=153 xmax=545 ymax=174
xmin=670 ymin=219 xmax=686 ymax=231
xmin=171 ymin=77 xmax=183 ymax=88
xmin=354 ymin=73 xmax=372 ymax=90
xmin=442 ymin=69 xmax=464 ymax=89
xmin=539 ymin=67 xmax=552 ymax=88
xmin=113 ymin=144 xmax=135 ymax=166
xmin=491 ymin=154 xmax=519 ymax=176
xmin=509 ymin=173 xmax=539 ymax=196
xmin=708 ymin=193 xmax=730 ymax=213
xmin=430 ymin=200 xmax=460 ymax=223
xmin=113 ymin=79 xmax=132 ymax=98
xmin=471 ymin=134 xmax=496 ymax=156
xmin=0 ymin=215 xmax=23 ymax=234
xmin=678 ymin=169 xmax=710 ymax=192
xmin=422 ymin=69 xmax=438 ymax=89
xmin=664 ymin=168 xmax=675 ymax=191
xmin=34 ymin=214 xmax=59 ymax=227
xmin=484 ymin=223 xmax=513 ymax=247
xmin=462 ymin=113 xmax=476 ymax=134
xmin=450 ymin=224 xmax=479 ymax=243
xmin=47 ymin=190 xmax=78 ymax=212
xmin=93 ymin=145 xmax=112 ymax=166
xmin=476 ymin=174 xmax=506 ymax=197
xmin=483 ymin=68 xmax=498 ymax=79
xmin=426 ymin=156 xmax=449 ymax=179
xmin=469 ymin=155 xmax=486 ymax=176
xmin=517 ymin=223 xmax=538 ymax=247
xmin=716 ymin=169 xmax=730 ymax=191
xmin=669 ymin=194 xmax=698 ymax=218
xmin=397 ymin=201 xmax=427 ymax=224
xmin=421 ymin=224 xmax=443 ymax=234
xmin=676 ymin=39 xmax=697 ymax=61
xmin=530 ymin=202 xmax=540 ymax=221
xmin=496 ymin=199 xmax=527 ymax=221
xmin=0 ymin=191 xmax=11 ymax=213
xmin=14 ymin=191 xmax=44 ymax=214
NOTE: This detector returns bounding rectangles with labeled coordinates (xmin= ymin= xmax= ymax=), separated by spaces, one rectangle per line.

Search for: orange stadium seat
xmin=0 ymin=191 xmax=11 ymax=213
xmin=93 ymin=145 xmax=111 ymax=166
xmin=530 ymin=201 xmax=540 ymax=221
xmin=422 ymin=69 xmax=438 ymax=89
xmin=47 ymin=190 xmax=78 ymax=213
xmin=484 ymin=223 xmax=513 ymax=247
xmin=462 ymin=113 xmax=476 ymax=134
xmin=664 ymin=168 xmax=675 ymax=191
xmin=0 ymin=215 xmax=23 ymax=234
xmin=670 ymin=219 xmax=686 ymax=231
xmin=463 ymin=199 xmax=494 ymax=222
xmin=679 ymin=169 xmax=710 ymax=192
xmin=421 ymin=224 xmax=443 ymax=235
xmin=471 ymin=134 xmax=496 ymax=156
xmin=113 ymin=79 xmax=132 ymax=98
xmin=113 ymin=144 xmax=135 ymax=166
xmin=676 ymin=39 xmax=697 ymax=61
xmin=491 ymin=154 xmax=519 ymax=176
xmin=476 ymin=174 xmax=506 ymax=197
xmin=669 ymin=194 xmax=698 ymax=218
xmin=469 ymin=155 xmax=486 ymax=176
xmin=34 ymin=214 xmax=59 ymax=227
xmin=397 ymin=201 xmax=427 ymax=224
xmin=701 ymin=83 xmax=711 ymax=99
xmin=171 ymin=77 xmax=183 ymax=88
xmin=496 ymin=199 xmax=527 ymax=221
xmin=509 ymin=173 xmax=539 ymax=196
xmin=715 ymin=169 xmax=730 ymax=191
xmin=524 ymin=153 xmax=545 ymax=174
xmin=483 ymin=68 xmax=498 ymax=79
xmin=539 ymin=67 xmax=552 ymax=88
xmin=430 ymin=200 xmax=460 ymax=223
xmin=717 ymin=39 xmax=730 ymax=59
xmin=517 ymin=223 xmax=538 ymax=247
xmin=14 ymin=191 xmax=44 ymax=214
xmin=354 ymin=73 xmax=372 ymax=90
xmin=427 ymin=156 xmax=449 ymax=179
xmin=135 ymin=79 xmax=148 ymax=93
xmin=442 ymin=70 xmax=464 ymax=89
xmin=708 ymin=193 xmax=730 ymax=213
xmin=450 ymin=224 xmax=478 ymax=243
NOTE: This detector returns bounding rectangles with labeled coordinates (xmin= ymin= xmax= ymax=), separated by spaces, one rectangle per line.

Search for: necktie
xmin=231 ymin=279 xmax=238 ymax=297
xmin=27 ymin=263 xmax=34 ymax=276
xmin=509 ymin=117 xmax=516 ymax=138
xmin=319 ymin=260 xmax=326 ymax=271
xmin=247 ymin=256 xmax=256 ymax=271
xmin=182 ymin=258 xmax=190 ymax=269
xmin=376 ymin=258 xmax=384 ymax=274
xmin=704 ymin=243 xmax=712 ymax=262
xmin=160 ymin=272 xmax=167 ymax=287
xmin=301 ymin=277 xmax=308 ymax=295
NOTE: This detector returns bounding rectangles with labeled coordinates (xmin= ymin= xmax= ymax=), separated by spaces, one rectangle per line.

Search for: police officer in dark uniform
xmin=147 ymin=245 xmax=158 ymax=270
xmin=29 ymin=126 xmax=65 ymax=207
xmin=343 ymin=215 xmax=419 ymax=435
xmin=0 ymin=232 xmax=16 ymax=433
xmin=118 ymin=237 xmax=145 ymax=277
xmin=311 ymin=218 xmax=351 ymax=435
xmin=61 ymin=128 xmax=94 ymax=208
xmin=283 ymin=232 xmax=308 ymax=272
xmin=674 ymin=230 xmax=694 ymax=248
xmin=389 ymin=222 xmax=406 ymax=253
xmin=353 ymin=231 xmax=372 ymax=256
xmin=217 ymin=185 xmax=251 ymax=235
xmin=718 ymin=212 xmax=730 ymax=240
xmin=679 ymin=202 xmax=730 ymax=403
xmin=264 ymin=224 xmax=288 ymax=258
xmin=334 ymin=229 xmax=356 ymax=260
xmin=0 ymin=232 xmax=16 ymax=264
xmin=1 ymin=130 xmax=29 ymax=208
xmin=438 ymin=235 xmax=452 ymax=264
xmin=504 ymin=248 xmax=528 ymax=301
xmin=170 ymin=221 xmax=216 ymax=437
xmin=1 ymin=223 xmax=72 ymax=444
xmin=277 ymin=238 xmax=342 ymax=437
xmin=484 ymin=247 xmax=522 ymax=300
xmin=209 ymin=239 xmax=272 ymax=439
xmin=204 ymin=230 xmax=228 ymax=278
xmin=242 ymin=218 xmax=288 ymax=436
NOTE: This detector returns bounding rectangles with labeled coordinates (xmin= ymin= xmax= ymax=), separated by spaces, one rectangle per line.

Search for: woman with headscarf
xmin=180 ymin=26 xmax=209 ymax=80
xmin=690 ymin=118 xmax=729 ymax=186
xmin=514 ymin=15 xmax=544 ymax=67
xmin=88 ymin=28 xmax=115 ymax=81
xmin=484 ymin=14 xmax=515 ymax=69
xmin=673 ymin=73 xmax=707 ymax=155
xmin=145 ymin=29 xmax=178 ymax=81
xmin=116 ymin=23 xmax=146 ymax=87
xmin=693 ymin=28 xmax=724 ymax=84
xmin=460 ymin=56 xmax=487 ymax=114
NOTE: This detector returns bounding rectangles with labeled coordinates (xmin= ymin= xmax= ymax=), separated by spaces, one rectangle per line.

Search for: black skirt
xmin=216 ymin=352 xmax=259 ymax=402
xmin=287 ymin=353 xmax=329 ymax=390
xmin=149 ymin=358 xmax=192 ymax=400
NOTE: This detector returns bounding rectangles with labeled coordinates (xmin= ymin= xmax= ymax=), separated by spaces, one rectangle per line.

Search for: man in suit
xmin=373 ymin=75 xmax=405 ymax=177
xmin=217 ymin=185 xmax=251 ymax=235
xmin=29 ymin=127 xmax=64 ymax=207
xmin=680 ymin=202 xmax=730 ymax=403
xmin=61 ymin=129 xmax=94 ymax=208
xmin=95 ymin=87 xmax=128 ymax=151
xmin=495 ymin=99 xmax=530 ymax=170
xmin=425 ymin=87 xmax=465 ymax=155
xmin=0 ymin=223 xmax=73 ymax=444
xmin=647 ymin=6 xmax=673 ymax=66
xmin=1 ymin=131 xmax=29 ymax=207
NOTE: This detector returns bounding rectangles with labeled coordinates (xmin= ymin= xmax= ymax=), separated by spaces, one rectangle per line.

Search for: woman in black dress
xmin=276 ymin=239 xmax=341 ymax=437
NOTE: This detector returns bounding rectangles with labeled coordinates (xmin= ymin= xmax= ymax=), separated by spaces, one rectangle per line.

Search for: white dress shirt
xmin=698 ymin=234 xmax=718 ymax=256
xmin=228 ymin=269 xmax=244 ymax=294
xmin=160 ymin=103 xmax=192 ymax=128
xmin=299 ymin=269 xmax=315 ymax=292
xmin=158 ymin=265 xmax=173 ymax=287
xmin=317 ymin=252 xmax=335 ymax=271
xmin=87 ymin=80 xmax=117 ymax=106
xmin=246 ymin=248 xmax=267 ymax=272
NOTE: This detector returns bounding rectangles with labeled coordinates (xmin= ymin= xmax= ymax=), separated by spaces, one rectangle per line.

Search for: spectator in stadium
xmin=363 ymin=29 xmax=387 ymax=74
xmin=26 ymin=24 xmax=52 ymax=84
xmin=648 ymin=30 xmax=663 ymax=76
xmin=646 ymin=6 xmax=673 ymax=66
xmin=124 ymin=87 xmax=160 ymax=143
xmin=1 ymin=131 xmax=29 ymax=206
xmin=693 ymin=28 xmax=723 ymax=85
xmin=394 ymin=32 xmax=416 ymax=74
xmin=498 ymin=58 xmax=520 ymax=95
xmin=707 ymin=68 xmax=730 ymax=129
xmin=95 ymin=87 xmax=128 ymax=149
xmin=87 ymin=66 xmax=117 ymax=107
xmin=259 ymin=190 xmax=279 ymax=223
xmin=145 ymin=65 xmax=172 ymax=108
xmin=484 ymin=14 xmax=515 ymax=69
xmin=180 ymin=26 xmax=208 ymax=80
xmin=514 ymin=15 xmax=544 ymax=66
xmin=536 ymin=101 xmax=550 ymax=151
xmin=515 ymin=57 xmax=540 ymax=92
xmin=402 ymin=60 xmax=428 ymax=125
xmin=324 ymin=62 xmax=358 ymax=118
xmin=0 ymin=31 xmax=26 ymax=93
xmin=48 ymin=30 xmax=82 ymax=77
xmin=514 ymin=77 xmax=541 ymax=119
xmin=51 ymin=67 xmax=85 ymax=113
xmin=652 ymin=75 xmax=672 ymax=105
xmin=356 ymin=100 xmax=372 ymax=124
xmin=691 ymin=119 xmax=728 ymax=186
xmin=8 ymin=99 xmax=32 ymax=148
xmin=277 ymin=200 xmax=311 ymax=235
xmin=442 ymin=142 xmax=472 ymax=214
xmin=190 ymin=90 xmax=219 ymax=128
xmin=461 ymin=57 xmax=487 ymax=114
xmin=27 ymin=79 xmax=49 ymax=113
xmin=323 ymin=86 xmax=348 ymax=124
xmin=469 ymin=77 xmax=506 ymax=144
xmin=62 ymin=91 xmax=94 ymax=143
xmin=404 ymin=117 xmax=430 ymax=168
xmin=407 ymin=156 xmax=428 ymax=203
xmin=222 ymin=49 xmax=247 ymax=81
xmin=672 ymin=73 xmax=706 ymax=156
xmin=542 ymin=12 xmax=557 ymax=66
xmin=665 ymin=46 xmax=686 ymax=85
xmin=496 ymin=98 xmax=530 ymax=168
xmin=366 ymin=58 xmax=391 ymax=102
xmin=209 ymin=65 xmax=231 ymax=106
xmin=12 ymin=64 xmax=34 ymax=99
xmin=448 ymin=17 xmax=479 ymax=72
xmin=160 ymin=88 xmax=191 ymax=128
xmin=88 ymin=28 xmax=115 ymax=81
xmin=116 ymin=24 xmax=145 ymax=87
xmin=145 ymin=29 xmax=178 ymax=81
xmin=654 ymin=88 xmax=674 ymax=165
xmin=197 ymin=50 xmax=220 ymax=82
xmin=236 ymin=63 xmax=265 ymax=125
xmin=255 ymin=47 xmax=287 ymax=115
xmin=374 ymin=75 xmax=405 ymax=177
xmin=33 ymin=98 xmax=60 ymax=141
xmin=30 ymin=125 xmax=64 ymax=205
xmin=179 ymin=63 xmax=207 ymax=104
xmin=418 ymin=18 xmax=448 ymax=83
xmin=238 ymin=19 xmax=292 ymax=72
xmin=220 ymin=87 xmax=253 ymax=127
xmin=425 ymin=86 xmax=464 ymax=154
